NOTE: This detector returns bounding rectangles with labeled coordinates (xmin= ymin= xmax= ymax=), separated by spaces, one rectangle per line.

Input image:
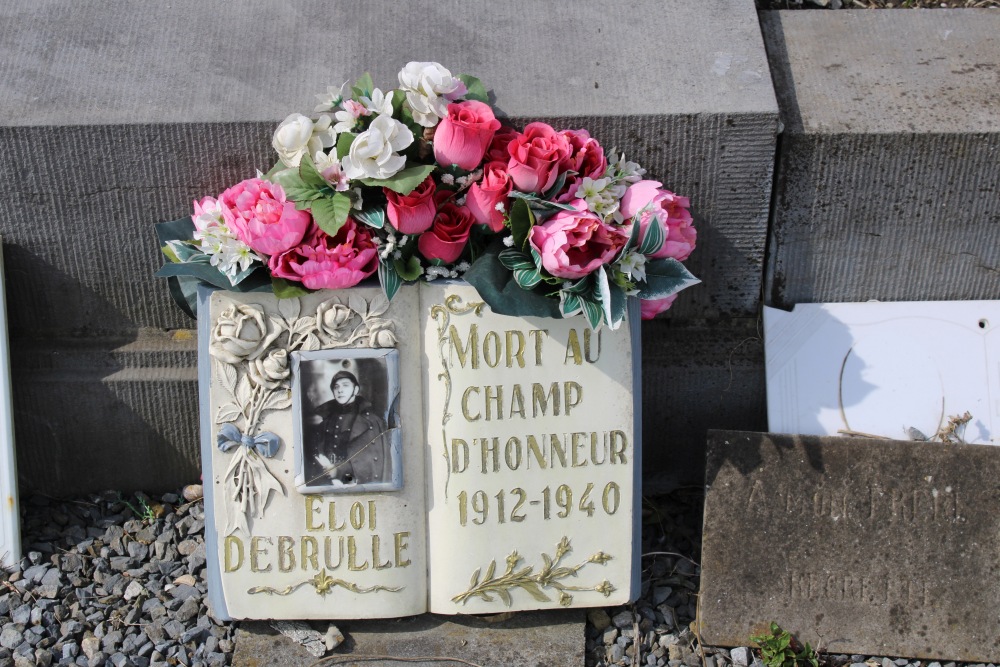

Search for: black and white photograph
xmin=292 ymin=349 xmax=401 ymax=493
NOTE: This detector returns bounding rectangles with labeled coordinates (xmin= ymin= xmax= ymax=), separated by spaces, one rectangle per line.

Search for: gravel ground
xmin=757 ymin=0 xmax=1000 ymax=8
xmin=1 ymin=488 xmax=995 ymax=667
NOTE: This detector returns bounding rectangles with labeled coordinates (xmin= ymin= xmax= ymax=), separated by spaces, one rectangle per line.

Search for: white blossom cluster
xmin=191 ymin=200 xmax=262 ymax=284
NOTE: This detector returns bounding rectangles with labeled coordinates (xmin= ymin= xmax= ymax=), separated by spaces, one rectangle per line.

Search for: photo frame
xmin=291 ymin=348 xmax=402 ymax=493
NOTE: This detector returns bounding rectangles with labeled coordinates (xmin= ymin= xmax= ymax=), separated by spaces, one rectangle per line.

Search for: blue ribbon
xmin=217 ymin=423 xmax=281 ymax=458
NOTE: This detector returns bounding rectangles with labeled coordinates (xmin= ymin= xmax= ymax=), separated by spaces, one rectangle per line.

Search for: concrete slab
xmin=699 ymin=431 xmax=1000 ymax=662
xmin=0 ymin=0 xmax=776 ymax=494
xmin=761 ymin=10 xmax=1000 ymax=307
xmin=232 ymin=611 xmax=585 ymax=667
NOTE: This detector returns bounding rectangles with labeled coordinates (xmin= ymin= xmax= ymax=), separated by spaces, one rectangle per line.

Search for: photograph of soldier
xmin=297 ymin=353 xmax=400 ymax=492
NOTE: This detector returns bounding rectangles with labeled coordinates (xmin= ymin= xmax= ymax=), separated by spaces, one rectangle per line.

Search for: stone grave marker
xmin=698 ymin=430 xmax=1000 ymax=662
xmin=0 ymin=239 xmax=19 ymax=570
xmin=201 ymin=281 xmax=641 ymax=619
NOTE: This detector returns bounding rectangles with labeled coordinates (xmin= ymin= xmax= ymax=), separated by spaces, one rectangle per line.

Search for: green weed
xmin=750 ymin=622 xmax=820 ymax=667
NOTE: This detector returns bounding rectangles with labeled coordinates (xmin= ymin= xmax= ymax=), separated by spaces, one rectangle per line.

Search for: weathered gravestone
xmin=698 ymin=430 xmax=1000 ymax=662
xmin=201 ymin=281 xmax=641 ymax=620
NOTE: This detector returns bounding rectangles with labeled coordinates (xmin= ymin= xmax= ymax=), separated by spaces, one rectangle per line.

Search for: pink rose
xmin=418 ymin=196 xmax=475 ymax=264
xmin=219 ymin=178 xmax=311 ymax=256
xmin=640 ymin=294 xmax=679 ymax=320
xmin=507 ymin=122 xmax=572 ymax=194
xmin=433 ymin=101 xmax=501 ymax=170
xmin=465 ymin=161 xmax=512 ymax=232
xmin=528 ymin=200 xmax=629 ymax=279
xmin=485 ymin=126 xmax=519 ymax=163
xmin=620 ymin=180 xmax=696 ymax=261
xmin=556 ymin=129 xmax=608 ymax=202
xmin=385 ymin=176 xmax=437 ymax=234
xmin=268 ymin=219 xmax=378 ymax=290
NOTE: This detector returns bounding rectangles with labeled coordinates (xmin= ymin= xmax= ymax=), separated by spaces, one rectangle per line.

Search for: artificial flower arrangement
xmin=155 ymin=62 xmax=699 ymax=328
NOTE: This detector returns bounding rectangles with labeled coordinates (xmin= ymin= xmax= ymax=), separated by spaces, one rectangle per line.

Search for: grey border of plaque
xmin=628 ymin=300 xmax=642 ymax=600
xmin=291 ymin=348 xmax=402 ymax=494
xmin=0 ymin=238 xmax=20 ymax=572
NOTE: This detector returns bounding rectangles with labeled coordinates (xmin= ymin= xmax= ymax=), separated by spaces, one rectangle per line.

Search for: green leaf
xmin=155 ymin=261 xmax=270 ymax=292
xmin=513 ymin=267 xmax=542 ymax=290
xmin=378 ymin=259 xmax=402 ymax=301
xmin=608 ymin=282 xmax=627 ymax=329
xmin=310 ymin=193 xmax=353 ymax=237
xmin=354 ymin=206 xmax=386 ymax=230
xmin=391 ymin=89 xmax=406 ymax=116
xmin=264 ymin=162 xmax=287 ymax=179
xmin=595 ymin=266 xmax=612 ymax=328
xmin=508 ymin=190 xmax=578 ymax=213
xmin=271 ymin=277 xmax=310 ymax=299
xmin=636 ymin=257 xmax=701 ymax=301
xmin=560 ymin=292 xmax=582 ymax=318
xmin=580 ymin=297 xmax=604 ymax=330
xmin=160 ymin=243 xmax=182 ymax=264
xmin=508 ymin=198 xmax=535 ymax=251
xmin=336 ymin=132 xmax=356 ymax=160
xmin=271 ymin=169 xmax=323 ymax=202
xmin=463 ymin=245 xmax=562 ymax=319
xmin=457 ymin=74 xmax=488 ymax=103
xmin=352 ymin=72 xmax=375 ymax=99
xmin=626 ymin=213 xmax=642 ymax=251
xmin=541 ymin=170 xmax=570 ymax=201
xmin=393 ymin=256 xmax=423 ymax=281
xmin=635 ymin=209 xmax=665 ymax=256
xmin=497 ymin=248 xmax=536 ymax=271
xmin=154 ymin=216 xmax=196 ymax=247
xmin=299 ymin=153 xmax=329 ymax=190
xmin=360 ymin=164 xmax=435 ymax=195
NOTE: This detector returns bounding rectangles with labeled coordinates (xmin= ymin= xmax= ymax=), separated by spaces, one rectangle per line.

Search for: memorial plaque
xmin=0 ymin=240 xmax=18 ymax=570
xmin=201 ymin=281 xmax=640 ymax=619
xmin=698 ymin=431 xmax=1000 ymax=662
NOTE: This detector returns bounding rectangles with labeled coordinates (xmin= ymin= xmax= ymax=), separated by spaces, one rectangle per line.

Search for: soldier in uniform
xmin=307 ymin=369 xmax=391 ymax=486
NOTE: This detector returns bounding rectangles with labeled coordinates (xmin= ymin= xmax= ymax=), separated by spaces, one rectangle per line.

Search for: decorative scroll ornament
xmin=452 ymin=537 xmax=615 ymax=608
xmin=211 ymin=294 xmax=395 ymax=535
xmin=248 ymin=569 xmax=403 ymax=597
xmin=429 ymin=295 xmax=485 ymax=498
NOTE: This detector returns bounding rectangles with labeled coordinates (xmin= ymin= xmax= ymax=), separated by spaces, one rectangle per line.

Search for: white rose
xmin=272 ymin=113 xmax=337 ymax=168
xmin=397 ymin=61 xmax=466 ymax=128
xmin=340 ymin=114 xmax=414 ymax=180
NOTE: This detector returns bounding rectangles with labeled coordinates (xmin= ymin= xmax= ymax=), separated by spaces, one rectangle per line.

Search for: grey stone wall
xmin=1 ymin=0 xmax=778 ymax=494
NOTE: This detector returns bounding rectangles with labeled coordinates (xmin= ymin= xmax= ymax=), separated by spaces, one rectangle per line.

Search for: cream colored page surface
xmin=207 ymin=288 xmax=427 ymax=618
xmin=422 ymin=282 xmax=634 ymax=614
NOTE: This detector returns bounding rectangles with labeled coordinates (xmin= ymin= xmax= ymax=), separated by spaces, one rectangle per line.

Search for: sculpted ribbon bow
xmin=217 ymin=423 xmax=281 ymax=458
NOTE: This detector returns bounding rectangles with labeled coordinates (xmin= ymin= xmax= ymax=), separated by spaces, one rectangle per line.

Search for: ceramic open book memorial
xmin=155 ymin=63 xmax=699 ymax=618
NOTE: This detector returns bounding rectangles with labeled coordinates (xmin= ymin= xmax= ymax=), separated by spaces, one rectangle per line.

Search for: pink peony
xmin=640 ymin=294 xmax=679 ymax=320
xmin=433 ymin=100 xmax=500 ymax=170
xmin=268 ymin=219 xmax=378 ymax=289
xmin=484 ymin=126 xmax=520 ymax=163
xmin=506 ymin=122 xmax=572 ymax=194
xmin=465 ymin=161 xmax=512 ymax=232
xmin=528 ymin=200 xmax=629 ymax=280
xmin=620 ymin=180 xmax=696 ymax=261
xmin=556 ymin=129 xmax=608 ymax=202
xmin=219 ymin=178 xmax=311 ymax=256
xmin=418 ymin=195 xmax=475 ymax=264
xmin=385 ymin=176 xmax=437 ymax=234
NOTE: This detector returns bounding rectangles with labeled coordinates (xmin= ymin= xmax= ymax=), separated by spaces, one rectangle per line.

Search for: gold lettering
xmin=368 ymin=500 xmax=377 ymax=530
xmin=509 ymin=384 xmax=526 ymax=419
xmin=527 ymin=435 xmax=547 ymax=469
xmin=349 ymin=502 xmax=365 ymax=530
xmin=250 ymin=536 xmax=272 ymax=573
xmin=532 ymin=383 xmax=560 ymax=417
xmin=449 ymin=323 xmax=479 ymax=369
xmin=571 ymin=432 xmax=588 ymax=467
xmin=528 ymin=329 xmax=548 ymax=366
xmin=278 ymin=536 xmax=295 ymax=572
xmin=483 ymin=330 xmax=502 ymax=368
xmin=564 ymin=329 xmax=583 ymax=365
xmin=610 ymin=430 xmax=628 ymax=464
xmin=484 ymin=385 xmax=503 ymax=421
xmin=451 ymin=438 xmax=469 ymax=473
xmin=324 ymin=537 xmax=344 ymax=569
xmin=550 ymin=433 xmax=567 ymax=467
xmin=505 ymin=437 xmax=523 ymax=470
xmin=590 ymin=432 xmax=607 ymax=465
xmin=461 ymin=386 xmax=481 ymax=421
xmin=505 ymin=330 xmax=526 ymax=368
xmin=305 ymin=495 xmax=324 ymax=531
xmin=584 ymin=328 xmax=601 ymax=363
xmin=328 ymin=502 xmax=346 ymax=532
xmin=372 ymin=535 xmax=392 ymax=570
xmin=480 ymin=437 xmax=500 ymax=473
xmin=394 ymin=532 xmax=411 ymax=568
xmin=564 ymin=381 xmax=582 ymax=415
xmin=300 ymin=536 xmax=319 ymax=571
xmin=347 ymin=535 xmax=369 ymax=571
xmin=224 ymin=535 xmax=244 ymax=572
